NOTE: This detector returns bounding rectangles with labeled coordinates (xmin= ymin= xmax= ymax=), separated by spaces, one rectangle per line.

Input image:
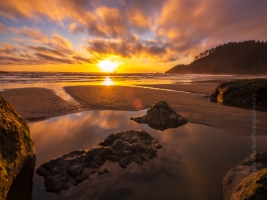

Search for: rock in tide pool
xmin=222 ymin=152 xmax=267 ymax=200
xmin=0 ymin=94 xmax=35 ymax=200
xmin=36 ymin=130 xmax=161 ymax=193
xmin=130 ymin=101 xmax=187 ymax=130
xmin=210 ymin=78 xmax=267 ymax=111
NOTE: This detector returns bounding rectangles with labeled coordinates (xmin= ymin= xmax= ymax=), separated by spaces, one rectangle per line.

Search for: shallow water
xmin=29 ymin=110 xmax=267 ymax=200
xmin=1 ymin=72 xmax=266 ymax=103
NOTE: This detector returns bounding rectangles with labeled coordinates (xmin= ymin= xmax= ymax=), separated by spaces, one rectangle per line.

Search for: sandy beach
xmin=1 ymin=84 xmax=266 ymax=136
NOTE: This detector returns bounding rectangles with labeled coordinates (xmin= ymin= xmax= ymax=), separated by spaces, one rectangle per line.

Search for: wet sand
xmin=1 ymin=84 xmax=266 ymax=135
xmin=136 ymin=83 xmax=219 ymax=95
xmin=0 ymin=88 xmax=80 ymax=121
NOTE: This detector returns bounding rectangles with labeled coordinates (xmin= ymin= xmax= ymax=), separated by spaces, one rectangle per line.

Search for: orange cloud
xmin=50 ymin=33 xmax=72 ymax=48
xmin=10 ymin=26 xmax=49 ymax=44
xmin=96 ymin=6 xmax=127 ymax=38
xmin=155 ymin=0 xmax=267 ymax=58
xmin=126 ymin=8 xmax=152 ymax=32
xmin=85 ymin=37 xmax=179 ymax=63
xmin=28 ymin=45 xmax=71 ymax=58
xmin=69 ymin=6 xmax=130 ymax=38
xmin=0 ymin=43 xmax=17 ymax=54
xmin=0 ymin=26 xmax=91 ymax=66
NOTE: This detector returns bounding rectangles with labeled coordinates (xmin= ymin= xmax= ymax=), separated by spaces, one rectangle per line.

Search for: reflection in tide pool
xmin=29 ymin=110 xmax=267 ymax=200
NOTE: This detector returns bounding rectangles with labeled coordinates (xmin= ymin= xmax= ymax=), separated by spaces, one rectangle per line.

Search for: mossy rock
xmin=223 ymin=152 xmax=267 ymax=200
xmin=0 ymin=94 xmax=35 ymax=200
xmin=210 ymin=78 xmax=267 ymax=111
xmin=231 ymin=168 xmax=267 ymax=200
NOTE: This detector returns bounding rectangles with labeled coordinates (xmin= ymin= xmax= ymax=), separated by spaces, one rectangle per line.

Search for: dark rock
xmin=36 ymin=130 xmax=161 ymax=192
xmin=132 ymin=154 xmax=143 ymax=164
xmin=222 ymin=152 xmax=267 ymax=200
xmin=0 ymin=94 xmax=35 ymax=200
xmin=98 ymin=168 xmax=109 ymax=175
xmin=210 ymin=78 xmax=267 ymax=111
xmin=36 ymin=149 xmax=108 ymax=192
xmin=130 ymin=101 xmax=187 ymax=130
xmin=93 ymin=156 xmax=102 ymax=165
xmin=76 ymin=173 xmax=87 ymax=182
xmin=45 ymin=175 xmax=60 ymax=191
xmin=68 ymin=165 xmax=83 ymax=178
xmin=109 ymin=155 xmax=120 ymax=161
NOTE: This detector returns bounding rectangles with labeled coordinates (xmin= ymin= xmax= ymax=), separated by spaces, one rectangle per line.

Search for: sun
xmin=98 ymin=60 xmax=118 ymax=73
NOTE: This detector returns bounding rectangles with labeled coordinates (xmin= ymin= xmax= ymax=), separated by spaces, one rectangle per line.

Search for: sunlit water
xmin=1 ymin=72 xmax=266 ymax=103
xmin=29 ymin=110 xmax=267 ymax=200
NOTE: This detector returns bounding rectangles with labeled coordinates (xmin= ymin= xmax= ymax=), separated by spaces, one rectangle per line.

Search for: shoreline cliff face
xmin=0 ymin=94 xmax=35 ymax=200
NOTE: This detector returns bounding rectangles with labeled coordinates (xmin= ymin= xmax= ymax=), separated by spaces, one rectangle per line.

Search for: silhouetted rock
xmin=210 ymin=78 xmax=267 ymax=111
xmin=222 ymin=152 xmax=267 ymax=200
xmin=0 ymin=94 xmax=35 ymax=200
xmin=130 ymin=101 xmax=187 ymax=130
xmin=36 ymin=130 xmax=161 ymax=193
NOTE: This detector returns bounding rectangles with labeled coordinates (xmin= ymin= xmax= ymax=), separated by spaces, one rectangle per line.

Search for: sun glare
xmin=102 ymin=76 xmax=114 ymax=86
xmin=98 ymin=60 xmax=118 ymax=73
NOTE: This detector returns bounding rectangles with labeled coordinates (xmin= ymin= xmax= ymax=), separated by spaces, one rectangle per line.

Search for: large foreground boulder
xmin=36 ymin=130 xmax=161 ymax=193
xmin=222 ymin=152 xmax=267 ymax=200
xmin=0 ymin=94 xmax=35 ymax=200
xmin=130 ymin=101 xmax=187 ymax=130
xmin=210 ymin=79 xmax=267 ymax=111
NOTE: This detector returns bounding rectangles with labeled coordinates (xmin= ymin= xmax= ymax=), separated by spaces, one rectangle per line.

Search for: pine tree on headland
xmin=166 ymin=40 xmax=267 ymax=74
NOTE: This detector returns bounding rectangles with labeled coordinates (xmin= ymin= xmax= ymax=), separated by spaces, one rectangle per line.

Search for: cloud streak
xmin=0 ymin=27 xmax=91 ymax=66
xmin=86 ymin=37 xmax=178 ymax=63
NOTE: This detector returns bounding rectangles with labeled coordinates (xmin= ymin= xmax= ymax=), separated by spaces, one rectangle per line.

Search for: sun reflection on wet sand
xmin=101 ymin=76 xmax=114 ymax=86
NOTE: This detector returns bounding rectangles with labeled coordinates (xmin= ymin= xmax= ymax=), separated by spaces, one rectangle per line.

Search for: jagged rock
xmin=0 ymin=94 xmax=35 ymax=200
xmin=210 ymin=79 xmax=267 ymax=111
xmin=36 ymin=130 xmax=161 ymax=193
xmin=130 ymin=101 xmax=187 ymax=130
xmin=222 ymin=152 xmax=267 ymax=200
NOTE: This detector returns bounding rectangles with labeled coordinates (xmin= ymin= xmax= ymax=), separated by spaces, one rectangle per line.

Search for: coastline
xmin=1 ymin=84 xmax=266 ymax=136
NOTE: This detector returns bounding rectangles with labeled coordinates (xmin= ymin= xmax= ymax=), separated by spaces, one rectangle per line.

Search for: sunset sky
xmin=0 ymin=0 xmax=267 ymax=73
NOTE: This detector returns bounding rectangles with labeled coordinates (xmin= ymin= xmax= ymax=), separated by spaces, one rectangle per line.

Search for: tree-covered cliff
xmin=166 ymin=40 xmax=267 ymax=74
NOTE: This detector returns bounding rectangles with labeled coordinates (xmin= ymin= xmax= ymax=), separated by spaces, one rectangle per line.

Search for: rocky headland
xmin=166 ymin=41 xmax=267 ymax=74
xmin=0 ymin=94 xmax=35 ymax=200
xmin=36 ymin=130 xmax=162 ymax=193
xmin=130 ymin=101 xmax=187 ymax=130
